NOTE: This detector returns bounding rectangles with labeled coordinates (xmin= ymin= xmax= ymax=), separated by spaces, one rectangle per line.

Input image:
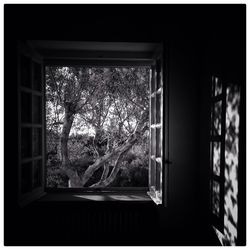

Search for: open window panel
xmin=209 ymin=76 xmax=241 ymax=245
xmin=18 ymin=41 xmax=46 ymax=207
xmin=147 ymin=48 xmax=166 ymax=206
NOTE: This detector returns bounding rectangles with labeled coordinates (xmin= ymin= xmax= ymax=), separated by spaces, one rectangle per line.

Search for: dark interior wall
xmin=157 ymin=38 xmax=200 ymax=231
xmin=4 ymin=4 xmax=245 ymax=246
xmin=197 ymin=5 xmax=246 ymax=244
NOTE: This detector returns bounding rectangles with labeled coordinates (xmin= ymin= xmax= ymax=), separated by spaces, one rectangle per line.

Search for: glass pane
xmin=212 ymin=181 xmax=220 ymax=216
xmin=33 ymin=95 xmax=42 ymax=124
xmin=33 ymin=128 xmax=42 ymax=156
xmin=213 ymin=142 xmax=221 ymax=176
xmin=21 ymin=128 xmax=32 ymax=158
xmin=156 ymin=71 xmax=161 ymax=90
xmin=20 ymin=55 xmax=31 ymax=88
xmin=156 ymin=93 xmax=161 ymax=124
xmin=150 ymin=159 xmax=156 ymax=188
xmin=151 ymin=96 xmax=155 ymax=125
xmin=155 ymin=161 xmax=161 ymax=191
xmin=33 ymin=61 xmax=42 ymax=91
xmin=21 ymin=162 xmax=32 ymax=193
xmin=213 ymin=100 xmax=222 ymax=136
xmin=21 ymin=92 xmax=32 ymax=123
xmin=151 ymin=68 xmax=156 ymax=93
xmin=156 ymin=128 xmax=161 ymax=157
xmin=214 ymin=77 xmax=222 ymax=96
xmin=33 ymin=159 xmax=42 ymax=188
xmin=151 ymin=128 xmax=156 ymax=156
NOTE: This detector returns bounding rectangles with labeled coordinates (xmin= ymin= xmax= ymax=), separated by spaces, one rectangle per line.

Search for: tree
xmin=46 ymin=66 xmax=149 ymax=187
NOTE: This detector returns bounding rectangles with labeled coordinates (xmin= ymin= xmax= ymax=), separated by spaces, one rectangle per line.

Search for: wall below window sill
xmin=37 ymin=191 xmax=152 ymax=203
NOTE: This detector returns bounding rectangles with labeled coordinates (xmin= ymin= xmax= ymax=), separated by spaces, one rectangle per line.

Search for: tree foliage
xmin=46 ymin=66 xmax=150 ymax=188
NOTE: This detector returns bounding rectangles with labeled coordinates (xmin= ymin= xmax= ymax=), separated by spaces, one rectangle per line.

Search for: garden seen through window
xmin=46 ymin=66 xmax=150 ymax=189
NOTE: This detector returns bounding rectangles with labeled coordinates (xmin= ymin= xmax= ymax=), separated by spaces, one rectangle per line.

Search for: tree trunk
xmin=61 ymin=103 xmax=74 ymax=167
xmin=82 ymin=124 xmax=145 ymax=187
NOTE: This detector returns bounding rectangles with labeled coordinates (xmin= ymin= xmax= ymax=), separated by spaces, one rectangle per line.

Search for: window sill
xmin=37 ymin=191 xmax=152 ymax=203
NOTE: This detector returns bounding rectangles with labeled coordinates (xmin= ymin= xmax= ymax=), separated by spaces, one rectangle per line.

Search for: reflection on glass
xmin=214 ymin=77 xmax=222 ymax=96
xmin=212 ymin=181 xmax=220 ymax=216
xmin=214 ymin=101 xmax=222 ymax=135
xmin=213 ymin=142 xmax=221 ymax=176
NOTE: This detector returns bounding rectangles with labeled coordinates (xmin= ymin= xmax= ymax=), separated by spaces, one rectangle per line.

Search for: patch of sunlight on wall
xmin=213 ymin=83 xmax=240 ymax=246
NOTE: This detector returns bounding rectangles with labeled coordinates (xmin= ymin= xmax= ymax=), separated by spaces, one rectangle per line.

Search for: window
xmin=18 ymin=42 xmax=45 ymax=206
xmin=17 ymin=41 xmax=166 ymax=206
xmin=210 ymin=76 xmax=241 ymax=245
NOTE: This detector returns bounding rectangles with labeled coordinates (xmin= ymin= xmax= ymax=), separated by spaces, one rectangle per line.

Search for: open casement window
xmin=17 ymin=40 xmax=167 ymax=206
xmin=18 ymin=41 xmax=45 ymax=206
xmin=148 ymin=52 xmax=164 ymax=205
xmin=210 ymin=76 xmax=241 ymax=245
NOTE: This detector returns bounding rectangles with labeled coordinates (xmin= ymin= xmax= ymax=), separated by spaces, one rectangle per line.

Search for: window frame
xmin=18 ymin=41 xmax=168 ymax=206
xmin=17 ymin=42 xmax=46 ymax=207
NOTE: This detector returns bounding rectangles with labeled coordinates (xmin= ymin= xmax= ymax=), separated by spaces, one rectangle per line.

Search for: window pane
xmin=156 ymin=93 xmax=161 ymax=124
xmin=213 ymin=142 xmax=221 ymax=176
xmin=20 ymin=55 xmax=31 ymax=88
xmin=156 ymin=71 xmax=161 ymax=90
xmin=150 ymin=159 xmax=156 ymax=188
xmin=212 ymin=181 xmax=220 ymax=216
xmin=33 ymin=95 xmax=42 ymax=124
xmin=155 ymin=161 xmax=161 ymax=191
xmin=21 ymin=92 xmax=32 ymax=123
xmin=151 ymin=96 xmax=155 ymax=125
xmin=33 ymin=128 xmax=42 ymax=156
xmin=33 ymin=159 xmax=42 ymax=188
xmin=151 ymin=68 xmax=156 ymax=93
xmin=151 ymin=128 xmax=156 ymax=156
xmin=156 ymin=128 xmax=161 ymax=157
xmin=33 ymin=61 xmax=42 ymax=91
xmin=21 ymin=128 xmax=32 ymax=158
xmin=21 ymin=162 xmax=32 ymax=193
xmin=213 ymin=100 xmax=222 ymax=136
xmin=214 ymin=77 xmax=222 ymax=96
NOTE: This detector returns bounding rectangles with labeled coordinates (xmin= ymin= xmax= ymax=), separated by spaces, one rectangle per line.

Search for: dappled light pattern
xmin=213 ymin=142 xmax=221 ymax=176
xmin=213 ymin=101 xmax=222 ymax=136
xmin=214 ymin=77 xmax=222 ymax=96
xmin=213 ymin=83 xmax=240 ymax=246
xmin=212 ymin=181 xmax=220 ymax=216
xmin=223 ymin=85 xmax=240 ymax=245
